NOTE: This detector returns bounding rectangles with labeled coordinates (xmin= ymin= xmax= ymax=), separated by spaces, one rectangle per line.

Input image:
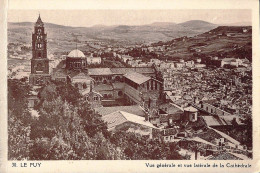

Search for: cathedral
xmin=27 ymin=15 xmax=201 ymax=137
xmin=29 ymin=15 xmax=163 ymax=112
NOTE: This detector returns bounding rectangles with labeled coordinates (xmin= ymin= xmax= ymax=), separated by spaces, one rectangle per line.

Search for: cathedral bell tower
xmin=29 ymin=15 xmax=51 ymax=85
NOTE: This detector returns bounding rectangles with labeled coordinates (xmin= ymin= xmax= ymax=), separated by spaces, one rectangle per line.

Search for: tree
xmin=109 ymin=131 xmax=184 ymax=160
xmin=8 ymin=80 xmax=184 ymax=160
xmin=8 ymin=79 xmax=32 ymax=160
xmin=8 ymin=111 xmax=31 ymax=160
xmin=240 ymin=116 xmax=252 ymax=148
xmin=8 ymin=79 xmax=31 ymax=124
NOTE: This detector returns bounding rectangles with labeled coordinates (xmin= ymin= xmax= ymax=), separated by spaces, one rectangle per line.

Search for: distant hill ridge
xmin=9 ymin=20 xmax=249 ymax=44
xmin=9 ymin=20 xmax=215 ymax=28
xmin=9 ymin=19 xmax=251 ymax=29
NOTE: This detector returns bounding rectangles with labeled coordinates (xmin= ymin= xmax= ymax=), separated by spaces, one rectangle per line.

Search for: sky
xmin=8 ymin=9 xmax=251 ymax=27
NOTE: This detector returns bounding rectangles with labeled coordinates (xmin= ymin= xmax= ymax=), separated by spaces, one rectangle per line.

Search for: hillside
xmin=8 ymin=20 xmax=218 ymax=51
xmin=151 ymin=26 xmax=252 ymax=61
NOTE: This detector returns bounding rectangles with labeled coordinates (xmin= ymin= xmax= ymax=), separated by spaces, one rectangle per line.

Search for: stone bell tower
xmin=29 ymin=14 xmax=50 ymax=85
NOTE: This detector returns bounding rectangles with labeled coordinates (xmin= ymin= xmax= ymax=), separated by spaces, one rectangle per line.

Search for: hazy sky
xmin=8 ymin=9 xmax=251 ymax=27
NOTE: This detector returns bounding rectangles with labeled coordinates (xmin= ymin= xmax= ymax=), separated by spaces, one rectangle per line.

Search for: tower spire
xmin=36 ymin=13 xmax=43 ymax=24
xmin=30 ymin=14 xmax=50 ymax=86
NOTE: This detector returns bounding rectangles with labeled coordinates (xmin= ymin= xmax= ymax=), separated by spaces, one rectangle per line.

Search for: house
xmin=83 ymin=89 xmax=103 ymax=108
xmin=112 ymin=82 xmax=125 ymax=99
xmin=51 ymin=68 xmax=67 ymax=82
xmin=28 ymin=90 xmax=39 ymax=108
xmin=198 ymin=101 xmax=232 ymax=116
xmin=122 ymin=55 xmax=134 ymax=63
xmin=159 ymin=102 xmax=184 ymax=123
xmin=87 ymin=56 xmax=102 ymax=64
xmin=175 ymin=63 xmax=185 ymax=69
xmin=94 ymin=105 xmax=147 ymax=117
xmin=207 ymin=152 xmax=242 ymax=160
xmin=123 ymin=72 xmax=162 ymax=106
xmin=183 ymin=106 xmax=198 ymax=122
xmin=201 ymin=115 xmax=244 ymax=128
xmin=102 ymin=111 xmax=158 ymax=137
xmin=93 ymin=84 xmax=114 ymax=99
xmin=70 ymin=72 xmax=94 ymax=91
xmin=160 ymin=127 xmax=179 ymax=142
xmin=195 ymin=64 xmax=206 ymax=68
xmin=221 ymin=58 xmax=242 ymax=68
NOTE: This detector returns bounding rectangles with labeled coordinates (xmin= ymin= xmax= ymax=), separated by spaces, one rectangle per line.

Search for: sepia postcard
xmin=0 ymin=0 xmax=260 ymax=172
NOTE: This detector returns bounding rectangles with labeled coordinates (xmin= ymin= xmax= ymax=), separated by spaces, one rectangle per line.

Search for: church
xmin=29 ymin=15 xmax=164 ymax=112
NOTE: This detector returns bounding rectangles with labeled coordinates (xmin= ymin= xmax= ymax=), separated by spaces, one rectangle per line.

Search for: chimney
xmin=195 ymin=148 xmax=198 ymax=160
xmin=145 ymin=113 xmax=149 ymax=121
xmin=193 ymin=97 xmax=196 ymax=104
xmin=90 ymin=81 xmax=93 ymax=92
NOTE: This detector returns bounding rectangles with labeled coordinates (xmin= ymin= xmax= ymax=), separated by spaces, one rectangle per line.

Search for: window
xmin=118 ymin=91 xmax=123 ymax=96
xmin=94 ymin=96 xmax=98 ymax=101
xmin=38 ymin=52 xmax=41 ymax=58
xmin=151 ymin=81 xmax=153 ymax=90
xmin=115 ymin=76 xmax=121 ymax=81
xmin=75 ymin=83 xmax=78 ymax=88
xmin=192 ymin=113 xmax=196 ymax=120
xmin=83 ymin=83 xmax=87 ymax=89
xmin=36 ymin=63 xmax=43 ymax=71
xmin=155 ymin=82 xmax=157 ymax=90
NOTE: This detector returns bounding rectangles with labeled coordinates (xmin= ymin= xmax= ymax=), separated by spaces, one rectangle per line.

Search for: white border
xmin=1 ymin=0 xmax=260 ymax=173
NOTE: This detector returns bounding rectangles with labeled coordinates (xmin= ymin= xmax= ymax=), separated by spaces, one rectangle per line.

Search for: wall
xmin=113 ymin=89 xmax=124 ymax=99
xmin=201 ymin=103 xmax=232 ymax=116
xmin=124 ymin=84 xmax=141 ymax=104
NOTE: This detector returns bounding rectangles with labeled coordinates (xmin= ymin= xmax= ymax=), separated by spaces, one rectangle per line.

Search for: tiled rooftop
xmin=93 ymin=84 xmax=113 ymax=91
xmin=102 ymin=111 xmax=157 ymax=130
xmin=112 ymin=82 xmax=125 ymax=90
xmin=94 ymin=105 xmax=146 ymax=117
xmin=110 ymin=67 xmax=155 ymax=74
xmin=207 ymin=152 xmax=242 ymax=160
xmin=88 ymin=68 xmax=113 ymax=75
xmin=124 ymin=72 xmax=150 ymax=84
